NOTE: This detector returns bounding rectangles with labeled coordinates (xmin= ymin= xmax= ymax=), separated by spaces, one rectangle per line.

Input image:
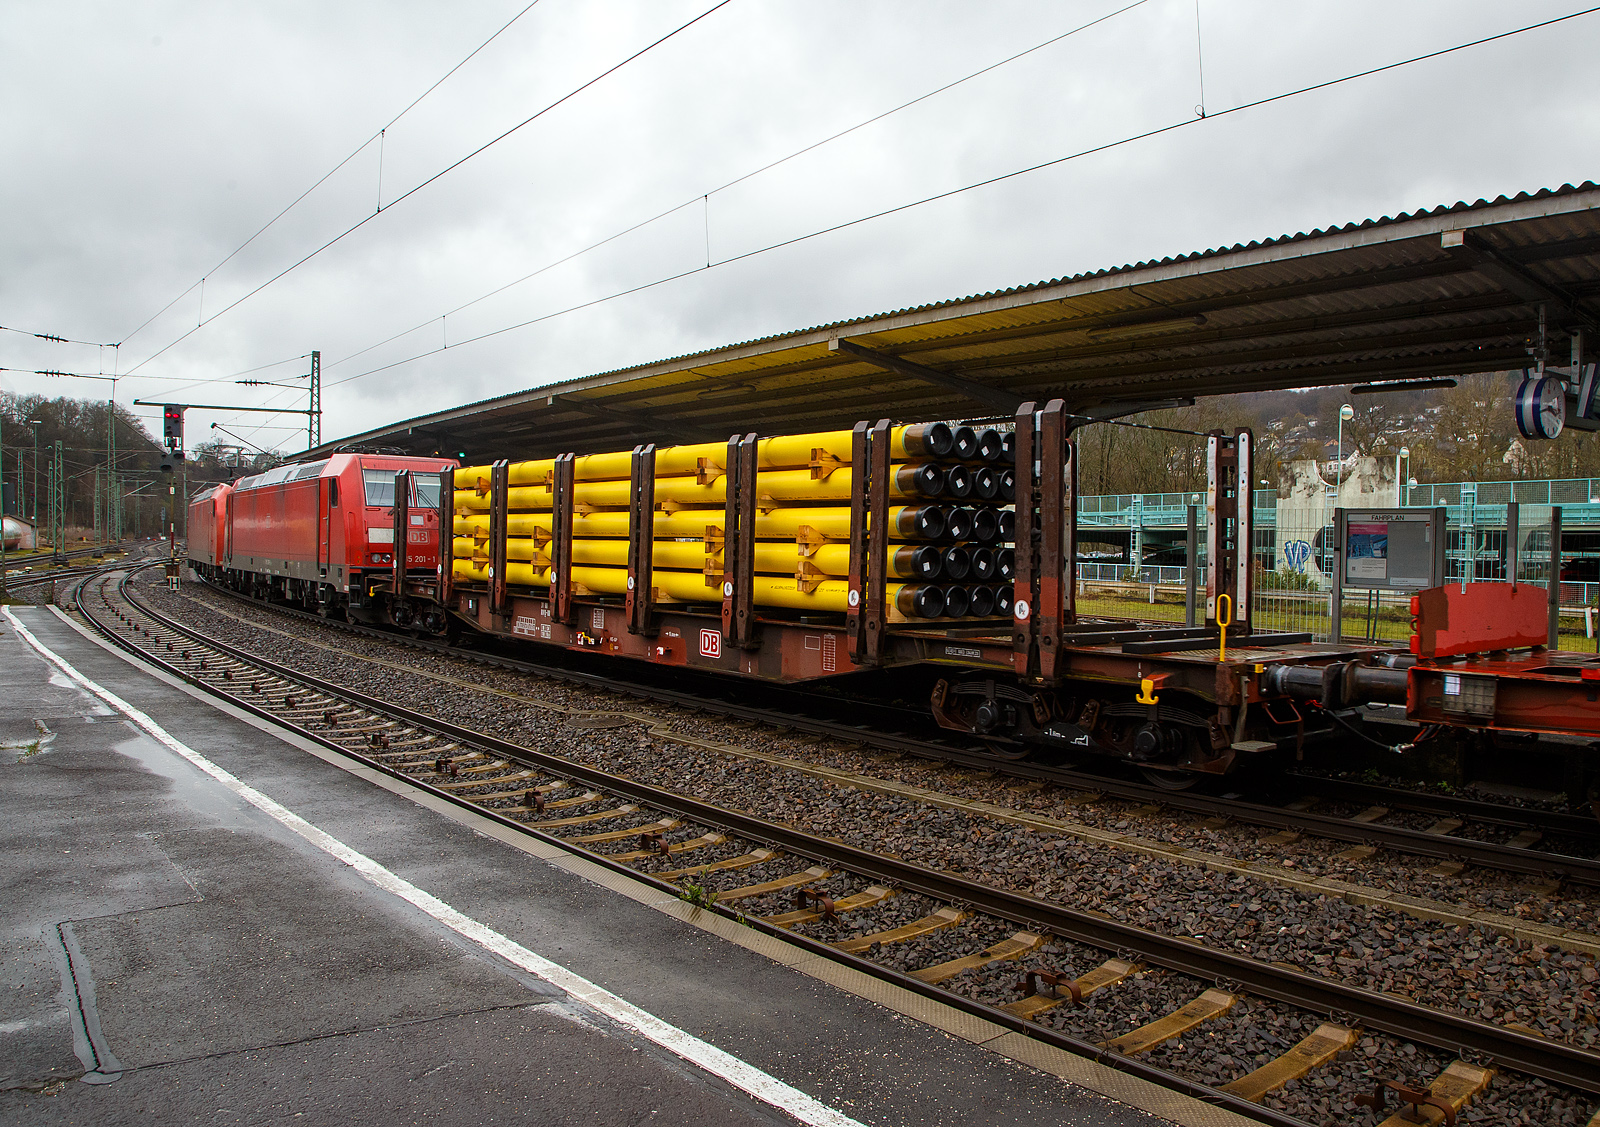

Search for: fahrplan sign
xmin=1335 ymin=508 xmax=1446 ymax=591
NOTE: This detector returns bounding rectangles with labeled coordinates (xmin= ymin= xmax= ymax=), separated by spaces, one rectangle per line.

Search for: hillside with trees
xmin=1075 ymin=371 xmax=1600 ymax=496
xmin=0 ymin=392 xmax=242 ymax=542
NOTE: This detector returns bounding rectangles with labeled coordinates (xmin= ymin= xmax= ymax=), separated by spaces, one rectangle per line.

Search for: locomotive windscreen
xmin=411 ymin=474 xmax=440 ymax=508
xmin=363 ymin=469 xmax=440 ymax=508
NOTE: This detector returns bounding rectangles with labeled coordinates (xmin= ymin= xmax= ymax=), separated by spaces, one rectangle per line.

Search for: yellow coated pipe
xmin=456 ymin=510 xmax=726 ymax=541
xmin=451 ymin=557 xmax=938 ymax=617
xmin=462 ymin=537 xmax=940 ymax=578
xmin=754 ymin=466 xmax=946 ymax=504
xmin=509 ymin=459 xmax=556 ymax=486
xmin=458 ymin=462 xmax=954 ymax=512
xmin=451 ymin=559 xmax=550 ymax=587
xmin=454 ymin=537 xmax=721 ymax=573
xmin=571 ymin=540 xmax=716 ymax=570
xmin=453 ymin=536 xmax=550 ymax=564
xmin=749 ymin=576 xmax=929 ymax=617
xmin=457 ymin=461 xmax=557 ymax=488
xmin=569 ymin=566 xmax=722 ymax=602
xmin=753 ymin=542 xmax=938 ymax=579
xmin=453 ymin=514 xmax=553 ymax=538
xmin=464 ymin=423 xmax=954 ymax=493
xmin=457 ymin=504 xmax=946 ymax=544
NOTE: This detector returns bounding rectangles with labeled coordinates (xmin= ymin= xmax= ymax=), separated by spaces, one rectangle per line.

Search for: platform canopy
xmin=314 ymin=182 xmax=1600 ymax=462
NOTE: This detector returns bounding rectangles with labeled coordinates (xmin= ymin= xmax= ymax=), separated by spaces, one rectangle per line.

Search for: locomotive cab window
xmin=410 ymin=473 xmax=440 ymax=509
xmin=362 ymin=470 xmax=395 ymax=507
xmin=327 ymin=478 xmax=339 ymax=507
xmin=363 ymin=469 xmax=438 ymax=508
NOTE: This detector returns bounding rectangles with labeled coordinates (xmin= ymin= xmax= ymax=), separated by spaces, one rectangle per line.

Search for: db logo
xmin=699 ymin=629 xmax=721 ymax=659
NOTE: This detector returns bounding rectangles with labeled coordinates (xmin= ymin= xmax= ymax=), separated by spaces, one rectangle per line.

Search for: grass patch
xmin=7 ymin=740 xmax=43 ymax=760
xmin=678 ymin=880 xmax=718 ymax=909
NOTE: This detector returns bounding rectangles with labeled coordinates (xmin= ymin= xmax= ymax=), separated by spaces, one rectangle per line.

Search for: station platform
xmin=0 ymin=603 xmax=1248 ymax=1127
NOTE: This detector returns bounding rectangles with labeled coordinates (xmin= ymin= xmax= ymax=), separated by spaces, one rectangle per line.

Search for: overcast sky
xmin=4 ymin=0 xmax=1597 ymax=455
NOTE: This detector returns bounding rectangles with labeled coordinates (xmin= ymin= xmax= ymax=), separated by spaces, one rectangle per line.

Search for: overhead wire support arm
xmin=131 ymin=398 xmax=315 ymax=415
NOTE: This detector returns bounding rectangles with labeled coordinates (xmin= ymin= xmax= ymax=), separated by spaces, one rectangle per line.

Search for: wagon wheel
xmin=1139 ymin=766 xmax=1200 ymax=791
xmin=978 ymin=738 xmax=1032 ymax=762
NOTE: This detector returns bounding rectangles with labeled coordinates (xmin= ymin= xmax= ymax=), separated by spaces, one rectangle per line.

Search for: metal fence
xmin=1073 ymin=500 xmax=1600 ymax=644
xmin=1404 ymin=478 xmax=1600 ymax=506
xmin=1077 ymin=490 xmax=1278 ymax=529
xmin=1070 ymin=476 xmax=1600 ymax=643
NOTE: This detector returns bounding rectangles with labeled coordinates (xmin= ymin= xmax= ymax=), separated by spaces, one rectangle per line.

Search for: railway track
xmin=76 ymin=563 xmax=1600 ymax=1124
xmin=184 ymin=567 xmax=1600 ymax=891
xmin=4 ymin=545 xmax=157 ymax=594
xmin=1 ymin=539 xmax=143 ymax=572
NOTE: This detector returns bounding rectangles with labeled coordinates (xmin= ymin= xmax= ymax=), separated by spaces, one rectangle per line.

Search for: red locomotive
xmin=186 ymin=453 xmax=456 ymax=630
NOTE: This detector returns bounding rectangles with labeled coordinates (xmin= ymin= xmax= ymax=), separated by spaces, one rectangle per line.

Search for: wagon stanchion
xmin=1206 ymin=429 xmax=1253 ymax=636
xmin=1010 ymin=401 xmax=1038 ymax=679
xmin=438 ymin=466 xmax=455 ymax=607
xmin=733 ymin=433 xmax=759 ymax=650
xmin=719 ymin=433 xmax=742 ymax=645
xmin=391 ymin=469 xmax=410 ymax=603
xmin=626 ymin=444 xmax=657 ymax=637
xmin=845 ymin=421 xmax=871 ymax=664
xmin=488 ymin=460 xmax=509 ymax=622
xmin=552 ymin=453 xmax=576 ymax=625
xmin=1035 ymin=400 xmax=1073 ymax=684
xmin=863 ymin=418 xmax=892 ymax=666
xmin=1549 ymin=505 xmax=1563 ymax=649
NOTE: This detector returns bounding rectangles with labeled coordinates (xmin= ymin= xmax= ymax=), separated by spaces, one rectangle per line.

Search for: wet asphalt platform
xmin=0 ymin=602 xmax=1247 ymax=1127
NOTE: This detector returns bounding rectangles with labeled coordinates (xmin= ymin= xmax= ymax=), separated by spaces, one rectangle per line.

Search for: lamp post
xmin=1334 ymin=403 xmax=1354 ymax=500
xmin=1396 ymin=445 xmax=1409 ymax=506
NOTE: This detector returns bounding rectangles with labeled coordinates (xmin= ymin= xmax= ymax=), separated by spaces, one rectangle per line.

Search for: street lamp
xmin=1334 ymin=403 xmax=1354 ymax=496
xmin=1396 ymin=445 xmax=1410 ymax=506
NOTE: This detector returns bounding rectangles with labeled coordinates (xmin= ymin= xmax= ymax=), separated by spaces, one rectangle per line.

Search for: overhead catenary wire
xmin=121 ymin=1 xmax=734 ymax=377
xmin=327 ymin=4 xmax=1600 ymax=390
xmin=0 ymin=325 xmax=117 ymax=347
xmin=116 ymin=1 xmax=548 ymax=351
xmin=0 ymin=365 xmax=267 ymax=386
xmin=150 ymin=353 xmax=314 ymax=401
xmin=329 ymin=0 xmax=1151 ymax=369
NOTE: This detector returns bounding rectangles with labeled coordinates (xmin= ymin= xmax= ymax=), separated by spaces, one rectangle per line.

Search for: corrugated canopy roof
xmin=313 ymin=182 xmax=1600 ymax=462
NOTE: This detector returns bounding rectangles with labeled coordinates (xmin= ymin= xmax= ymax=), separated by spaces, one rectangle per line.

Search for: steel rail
xmin=1286 ymin=770 xmax=1600 ymax=839
xmin=2 ymin=540 xmax=139 ymax=571
xmin=193 ymin=576 xmax=1600 ymax=884
xmin=103 ymin=567 xmax=1600 ymax=1095
xmin=77 ymin=566 xmax=1312 ymax=1127
xmin=8 ymin=565 xmax=104 ymax=588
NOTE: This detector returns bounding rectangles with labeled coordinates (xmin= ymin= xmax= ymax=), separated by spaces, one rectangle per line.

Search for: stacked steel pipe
xmin=449 ymin=422 xmax=1014 ymax=621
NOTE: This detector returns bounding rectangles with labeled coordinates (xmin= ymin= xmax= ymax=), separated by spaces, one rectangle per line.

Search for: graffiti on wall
xmin=1283 ymin=540 xmax=1312 ymax=572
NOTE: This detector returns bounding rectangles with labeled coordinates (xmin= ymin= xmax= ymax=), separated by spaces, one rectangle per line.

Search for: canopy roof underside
xmin=314 ymin=182 xmax=1600 ymax=462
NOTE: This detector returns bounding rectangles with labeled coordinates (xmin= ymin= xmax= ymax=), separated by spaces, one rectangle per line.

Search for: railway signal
xmin=159 ymin=404 xmax=188 ymax=473
xmin=162 ymin=404 xmax=185 ymax=445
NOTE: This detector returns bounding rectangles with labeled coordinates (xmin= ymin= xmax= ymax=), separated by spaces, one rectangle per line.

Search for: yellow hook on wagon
xmin=1216 ymin=593 xmax=1232 ymax=661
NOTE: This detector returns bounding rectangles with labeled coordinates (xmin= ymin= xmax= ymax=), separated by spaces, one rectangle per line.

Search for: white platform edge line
xmin=3 ymin=606 xmax=865 ymax=1127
